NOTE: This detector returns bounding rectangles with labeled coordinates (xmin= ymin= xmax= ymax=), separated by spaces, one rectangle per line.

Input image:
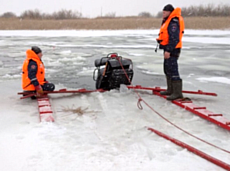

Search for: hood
xmin=169 ymin=7 xmax=182 ymax=18
xmin=26 ymin=49 xmax=40 ymax=61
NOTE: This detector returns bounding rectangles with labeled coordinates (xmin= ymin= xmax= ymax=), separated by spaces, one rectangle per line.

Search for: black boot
xmin=167 ymin=79 xmax=183 ymax=100
xmin=160 ymin=77 xmax=172 ymax=95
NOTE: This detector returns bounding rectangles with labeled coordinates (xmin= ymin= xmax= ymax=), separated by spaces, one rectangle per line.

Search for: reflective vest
xmin=22 ymin=50 xmax=45 ymax=91
xmin=157 ymin=7 xmax=184 ymax=48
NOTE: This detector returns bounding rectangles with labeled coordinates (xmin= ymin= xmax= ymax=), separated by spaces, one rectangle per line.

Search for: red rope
xmin=137 ymin=98 xmax=143 ymax=110
xmin=142 ymin=98 xmax=230 ymax=154
xmin=117 ymin=57 xmax=143 ymax=110
xmin=117 ymin=56 xmax=230 ymax=155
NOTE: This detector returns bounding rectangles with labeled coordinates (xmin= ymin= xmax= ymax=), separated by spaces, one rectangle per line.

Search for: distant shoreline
xmin=0 ymin=17 xmax=229 ymax=30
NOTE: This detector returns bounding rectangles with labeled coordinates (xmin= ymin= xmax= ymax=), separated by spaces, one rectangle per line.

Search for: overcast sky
xmin=1 ymin=0 xmax=229 ymax=17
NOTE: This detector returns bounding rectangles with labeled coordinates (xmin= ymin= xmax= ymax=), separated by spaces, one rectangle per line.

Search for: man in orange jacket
xmin=22 ymin=46 xmax=55 ymax=98
xmin=156 ymin=4 xmax=184 ymax=100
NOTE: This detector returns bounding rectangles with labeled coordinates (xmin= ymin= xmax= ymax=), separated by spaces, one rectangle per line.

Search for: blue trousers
xmin=163 ymin=56 xmax=181 ymax=81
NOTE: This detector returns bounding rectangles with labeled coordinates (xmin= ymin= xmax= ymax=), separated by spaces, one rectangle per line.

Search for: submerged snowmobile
xmin=93 ymin=53 xmax=134 ymax=90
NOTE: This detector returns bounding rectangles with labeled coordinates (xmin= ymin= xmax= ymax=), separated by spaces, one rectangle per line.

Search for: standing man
xmin=22 ymin=46 xmax=55 ymax=98
xmin=156 ymin=4 xmax=184 ymax=100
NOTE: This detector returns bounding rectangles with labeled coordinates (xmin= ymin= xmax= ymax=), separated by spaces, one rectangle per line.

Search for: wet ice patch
xmin=45 ymin=68 xmax=59 ymax=73
xmin=141 ymin=70 xmax=161 ymax=75
xmin=58 ymin=50 xmax=72 ymax=54
xmin=197 ymin=77 xmax=230 ymax=85
xmin=2 ymin=74 xmax=21 ymax=79
xmin=77 ymin=67 xmax=95 ymax=76
xmin=183 ymin=37 xmax=230 ymax=44
xmin=137 ymin=63 xmax=162 ymax=75
xmin=119 ymin=84 xmax=129 ymax=93
xmin=74 ymin=53 xmax=92 ymax=57
xmin=58 ymin=56 xmax=86 ymax=62
xmin=128 ymin=53 xmax=145 ymax=57
xmin=202 ymin=65 xmax=230 ymax=72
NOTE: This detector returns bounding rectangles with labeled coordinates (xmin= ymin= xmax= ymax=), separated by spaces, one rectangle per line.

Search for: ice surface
xmin=0 ymin=30 xmax=230 ymax=171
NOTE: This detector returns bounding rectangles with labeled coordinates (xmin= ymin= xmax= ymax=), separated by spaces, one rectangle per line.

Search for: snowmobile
xmin=93 ymin=53 xmax=134 ymax=90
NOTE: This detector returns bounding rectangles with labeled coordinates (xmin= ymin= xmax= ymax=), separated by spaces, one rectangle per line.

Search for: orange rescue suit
xmin=157 ymin=7 xmax=184 ymax=49
xmin=22 ymin=50 xmax=45 ymax=91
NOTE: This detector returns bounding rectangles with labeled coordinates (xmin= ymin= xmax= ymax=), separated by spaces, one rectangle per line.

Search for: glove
xmin=44 ymin=79 xmax=49 ymax=83
xmin=156 ymin=39 xmax=162 ymax=43
xmin=35 ymin=85 xmax=43 ymax=97
xmin=44 ymin=81 xmax=49 ymax=83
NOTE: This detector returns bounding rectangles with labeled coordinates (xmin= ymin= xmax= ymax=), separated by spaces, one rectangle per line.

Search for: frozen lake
xmin=0 ymin=30 xmax=230 ymax=171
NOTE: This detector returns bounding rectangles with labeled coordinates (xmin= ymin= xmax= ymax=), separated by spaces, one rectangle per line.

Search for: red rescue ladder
xmin=127 ymin=85 xmax=217 ymax=96
xmin=18 ymin=88 xmax=105 ymax=99
xmin=18 ymin=88 xmax=105 ymax=122
xmin=37 ymin=95 xmax=54 ymax=122
xmin=127 ymin=85 xmax=230 ymax=131
xmin=148 ymin=127 xmax=230 ymax=170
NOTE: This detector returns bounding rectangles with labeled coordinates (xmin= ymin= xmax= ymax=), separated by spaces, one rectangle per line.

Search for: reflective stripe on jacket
xmin=22 ymin=50 xmax=45 ymax=91
xmin=157 ymin=8 xmax=184 ymax=49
